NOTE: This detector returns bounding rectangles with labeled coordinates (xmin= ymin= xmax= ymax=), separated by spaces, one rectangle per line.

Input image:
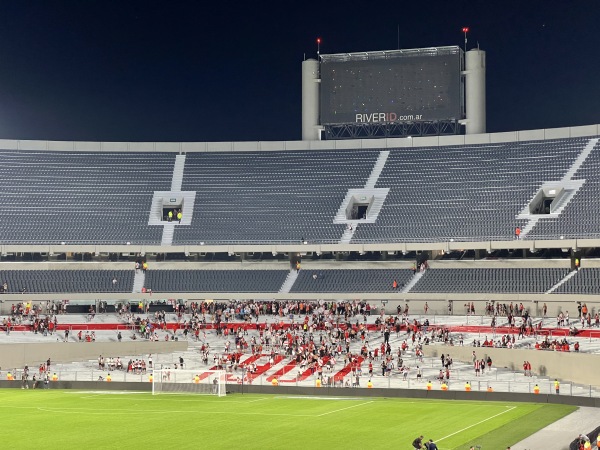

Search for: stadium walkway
xmin=511 ymin=406 xmax=600 ymax=450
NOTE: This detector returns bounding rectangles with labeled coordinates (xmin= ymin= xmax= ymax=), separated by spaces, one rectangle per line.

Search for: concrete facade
xmin=423 ymin=345 xmax=600 ymax=387
xmin=0 ymin=340 xmax=187 ymax=369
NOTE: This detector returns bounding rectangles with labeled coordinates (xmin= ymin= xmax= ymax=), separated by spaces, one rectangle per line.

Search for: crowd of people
xmin=0 ymin=298 xmax=596 ymax=393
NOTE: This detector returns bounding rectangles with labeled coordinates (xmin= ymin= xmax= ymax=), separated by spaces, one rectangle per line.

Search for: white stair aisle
xmin=365 ymin=151 xmax=390 ymax=188
xmin=339 ymin=226 xmax=357 ymax=244
xmin=546 ymin=270 xmax=578 ymax=294
xmin=560 ymin=138 xmax=599 ymax=182
xmin=519 ymin=217 xmax=541 ymax=238
xmin=171 ymin=154 xmax=186 ymax=191
xmin=279 ymin=270 xmax=299 ymax=293
xmin=161 ymin=223 xmax=176 ymax=245
xmin=401 ymin=271 xmax=425 ymax=293
xmin=132 ymin=271 xmax=146 ymax=293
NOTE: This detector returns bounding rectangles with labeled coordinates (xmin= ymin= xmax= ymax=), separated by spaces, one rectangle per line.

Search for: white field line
xmin=33 ymin=406 xmax=312 ymax=417
xmin=436 ymin=406 xmax=517 ymax=443
xmin=69 ymin=391 xmax=147 ymax=395
xmin=275 ymin=396 xmax=366 ymax=401
xmin=317 ymin=400 xmax=375 ymax=417
xmin=77 ymin=394 xmax=269 ymax=403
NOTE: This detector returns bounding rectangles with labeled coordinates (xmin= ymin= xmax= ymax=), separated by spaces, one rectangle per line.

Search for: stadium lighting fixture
xmin=462 ymin=27 xmax=469 ymax=52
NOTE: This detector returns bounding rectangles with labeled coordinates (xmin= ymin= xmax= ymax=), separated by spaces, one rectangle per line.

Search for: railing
xmin=2 ymin=233 xmax=600 ymax=245
xmin=7 ymin=368 xmax=599 ymax=397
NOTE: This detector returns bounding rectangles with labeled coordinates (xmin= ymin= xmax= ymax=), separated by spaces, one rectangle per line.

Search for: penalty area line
xmin=436 ymin=406 xmax=517 ymax=443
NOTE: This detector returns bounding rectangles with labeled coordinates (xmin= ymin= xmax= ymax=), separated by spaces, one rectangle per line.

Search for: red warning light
xmin=317 ymin=38 xmax=321 ymax=44
xmin=462 ymin=27 xmax=469 ymax=33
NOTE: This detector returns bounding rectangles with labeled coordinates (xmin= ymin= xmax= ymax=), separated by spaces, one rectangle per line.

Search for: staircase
xmin=132 ymin=271 xmax=146 ymax=293
xmin=561 ymin=138 xmax=598 ymax=182
xmin=365 ymin=151 xmax=390 ymax=188
xmin=339 ymin=226 xmax=356 ymax=244
xmin=279 ymin=270 xmax=299 ymax=293
xmin=519 ymin=217 xmax=541 ymax=239
xmin=161 ymin=223 xmax=176 ymax=245
xmin=546 ymin=270 xmax=578 ymax=294
xmin=401 ymin=271 xmax=425 ymax=293
xmin=171 ymin=154 xmax=186 ymax=191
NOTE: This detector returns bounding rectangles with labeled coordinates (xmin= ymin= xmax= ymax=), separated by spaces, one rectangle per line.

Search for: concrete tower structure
xmin=301 ymin=58 xmax=320 ymax=141
xmin=464 ymin=48 xmax=487 ymax=135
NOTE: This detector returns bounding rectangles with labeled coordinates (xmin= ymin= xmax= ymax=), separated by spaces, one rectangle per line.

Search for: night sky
xmin=0 ymin=0 xmax=597 ymax=142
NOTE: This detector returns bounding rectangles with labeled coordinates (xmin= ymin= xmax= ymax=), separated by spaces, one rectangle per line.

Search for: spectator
xmin=577 ymin=435 xmax=590 ymax=447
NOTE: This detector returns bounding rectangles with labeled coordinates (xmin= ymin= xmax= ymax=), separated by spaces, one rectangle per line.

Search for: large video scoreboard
xmin=319 ymin=46 xmax=463 ymax=126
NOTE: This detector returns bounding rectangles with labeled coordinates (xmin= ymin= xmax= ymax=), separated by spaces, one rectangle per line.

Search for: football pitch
xmin=0 ymin=390 xmax=575 ymax=449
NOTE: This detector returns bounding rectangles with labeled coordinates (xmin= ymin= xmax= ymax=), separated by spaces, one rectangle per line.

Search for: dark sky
xmin=0 ymin=0 xmax=597 ymax=142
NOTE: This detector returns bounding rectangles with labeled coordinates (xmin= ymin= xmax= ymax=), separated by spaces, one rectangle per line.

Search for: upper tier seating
xmin=527 ymin=141 xmax=600 ymax=239
xmin=0 ymin=151 xmax=173 ymax=244
xmin=0 ymin=137 xmax=598 ymax=245
xmin=174 ymin=150 xmax=377 ymax=243
xmin=352 ymin=138 xmax=593 ymax=242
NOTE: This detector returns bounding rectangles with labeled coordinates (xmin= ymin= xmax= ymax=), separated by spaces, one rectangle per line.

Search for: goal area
xmin=152 ymin=369 xmax=227 ymax=397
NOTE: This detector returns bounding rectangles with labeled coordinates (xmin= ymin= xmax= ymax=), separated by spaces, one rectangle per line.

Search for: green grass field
xmin=0 ymin=390 xmax=575 ymax=449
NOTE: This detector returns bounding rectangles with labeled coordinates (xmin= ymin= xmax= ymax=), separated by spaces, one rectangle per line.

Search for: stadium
xmin=0 ymin=40 xmax=599 ymax=450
